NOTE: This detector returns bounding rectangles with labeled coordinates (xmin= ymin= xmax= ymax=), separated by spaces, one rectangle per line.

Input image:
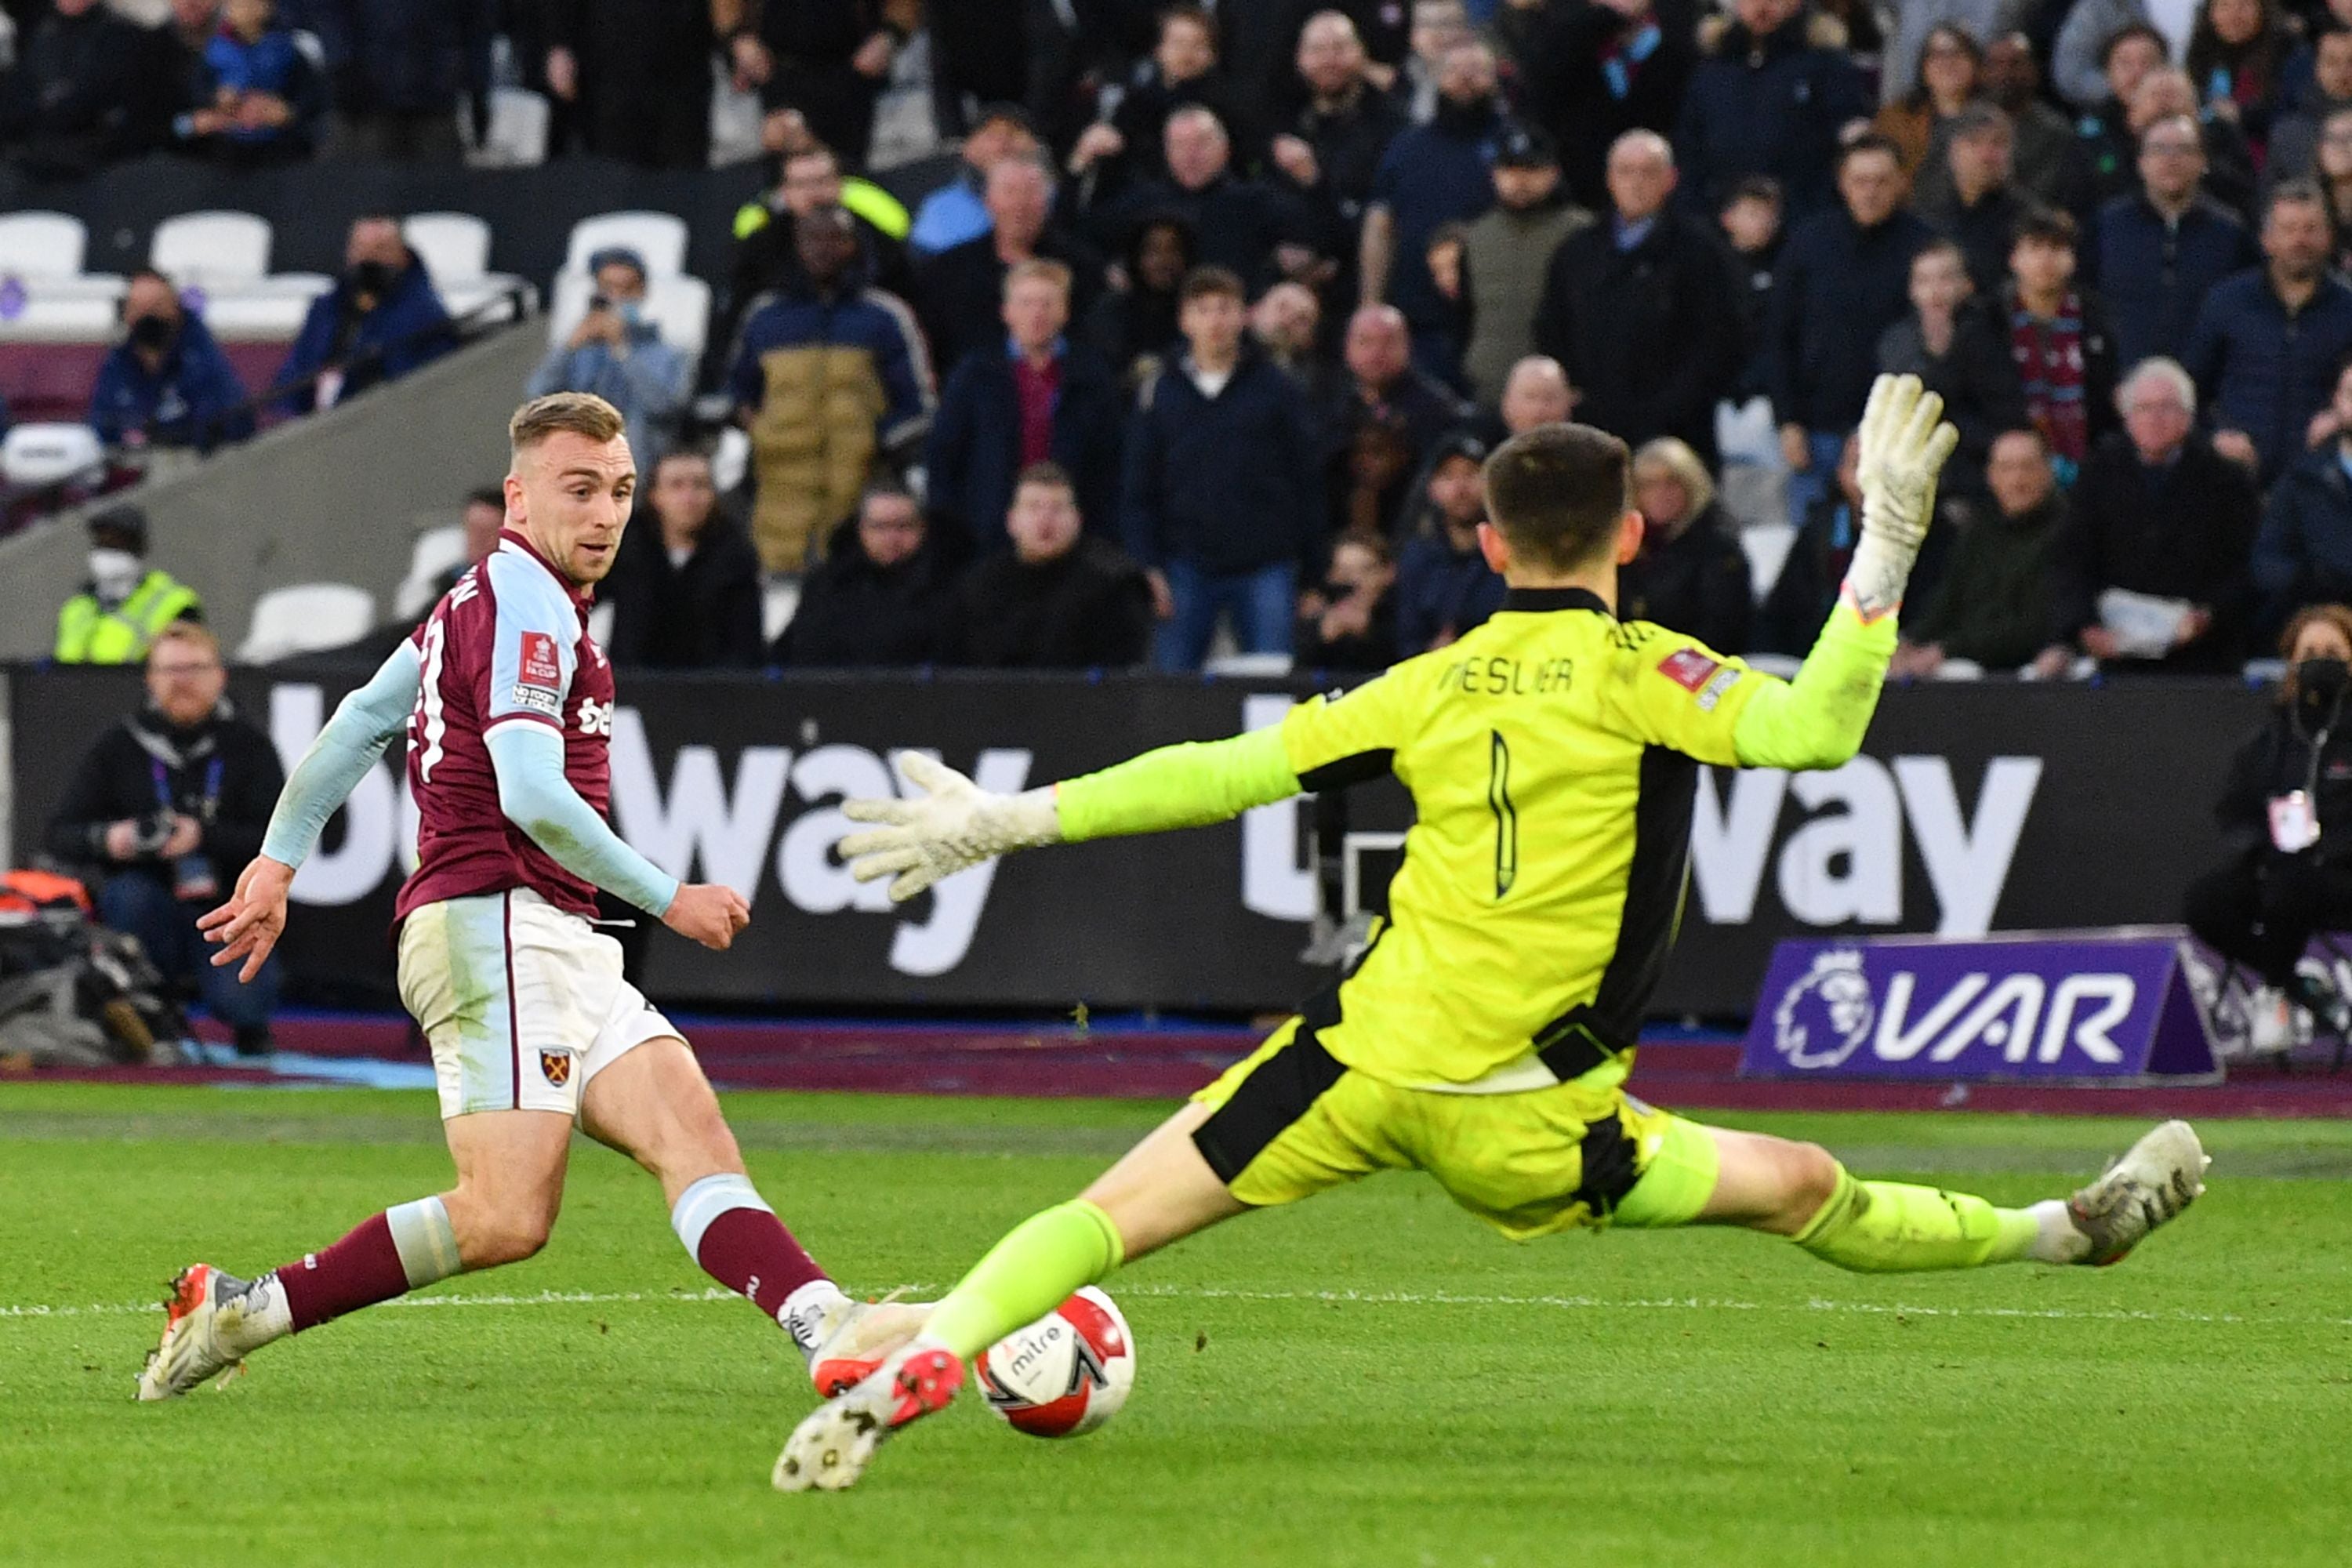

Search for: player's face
xmin=512 ymin=432 xmax=637 ymax=586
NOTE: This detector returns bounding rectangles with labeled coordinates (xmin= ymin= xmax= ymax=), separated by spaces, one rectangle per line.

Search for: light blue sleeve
xmin=484 ymin=552 xmax=579 ymax=731
xmin=485 ymin=722 xmax=681 ymax=916
xmin=260 ymin=642 xmax=423 ymax=867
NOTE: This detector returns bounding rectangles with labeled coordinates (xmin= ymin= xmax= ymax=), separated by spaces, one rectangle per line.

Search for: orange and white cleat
xmin=136 ymin=1264 xmax=267 ymax=1401
xmin=804 ymin=1296 xmax=933 ymax=1398
xmin=774 ymin=1343 xmax=964 ymax=1492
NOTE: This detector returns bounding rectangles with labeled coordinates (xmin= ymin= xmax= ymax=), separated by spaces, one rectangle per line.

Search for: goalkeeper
xmin=776 ymin=377 xmax=2210 ymax=1492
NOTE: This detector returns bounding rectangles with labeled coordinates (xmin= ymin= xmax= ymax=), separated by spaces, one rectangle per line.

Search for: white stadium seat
xmin=403 ymin=212 xmax=492 ymax=284
xmin=151 ymin=211 xmax=273 ymax=287
xmin=240 ymin=583 xmax=376 ymax=663
xmin=2 ymin=423 xmax=103 ymax=485
xmin=1738 ymin=520 xmax=1795 ymax=604
xmin=587 ymin=601 xmax=615 ymax=647
xmin=395 ymin=525 xmax=470 ymax=621
xmin=0 ymin=212 xmax=87 ymax=278
xmin=761 ymin=579 xmax=800 ymax=644
xmin=0 ymin=290 xmax=121 ymax=341
xmin=711 ymin=426 xmax=750 ymax=492
xmin=564 ymin=212 xmax=690 ymax=278
xmin=1203 ymin=653 xmax=1294 ymax=678
xmin=468 ymin=87 xmax=550 ymax=169
xmin=198 ymin=274 xmax=334 ymax=339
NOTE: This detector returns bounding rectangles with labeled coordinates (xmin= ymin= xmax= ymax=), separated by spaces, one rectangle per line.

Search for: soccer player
xmin=139 ymin=394 xmax=919 ymax=1402
xmin=775 ymin=376 xmax=2210 ymax=1491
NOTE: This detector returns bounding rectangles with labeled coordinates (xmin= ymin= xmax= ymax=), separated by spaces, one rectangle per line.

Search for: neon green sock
xmin=922 ymin=1200 xmax=1126 ymax=1359
xmin=1794 ymin=1165 xmax=2040 ymax=1273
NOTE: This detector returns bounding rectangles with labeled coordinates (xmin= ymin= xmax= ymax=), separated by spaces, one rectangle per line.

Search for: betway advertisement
xmin=5 ymin=667 xmax=2267 ymax=1017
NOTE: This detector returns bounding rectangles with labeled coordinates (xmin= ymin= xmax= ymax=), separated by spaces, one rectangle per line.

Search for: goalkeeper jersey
xmin=1058 ymin=586 xmax=1896 ymax=1091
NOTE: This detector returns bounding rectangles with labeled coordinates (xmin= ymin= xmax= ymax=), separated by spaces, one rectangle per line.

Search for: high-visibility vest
xmin=732 ymin=176 xmax=912 ymax=242
xmin=53 ymin=570 xmax=202 ymax=665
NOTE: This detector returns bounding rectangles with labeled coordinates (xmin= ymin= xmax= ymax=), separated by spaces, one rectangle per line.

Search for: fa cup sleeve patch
xmin=1657 ymin=647 xmax=1721 ymax=693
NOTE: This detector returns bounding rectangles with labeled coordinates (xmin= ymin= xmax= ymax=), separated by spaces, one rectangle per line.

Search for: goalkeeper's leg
xmin=1618 ymin=1120 xmax=2208 ymax=1271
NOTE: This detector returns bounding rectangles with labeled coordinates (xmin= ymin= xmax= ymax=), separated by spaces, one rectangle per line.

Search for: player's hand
xmin=662 ymin=883 xmax=750 ymax=951
xmin=199 ymin=857 xmax=294 ymax=983
xmin=1845 ymin=373 xmax=1958 ymax=622
xmin=839 ymin=753 xmax=1063 ymax=902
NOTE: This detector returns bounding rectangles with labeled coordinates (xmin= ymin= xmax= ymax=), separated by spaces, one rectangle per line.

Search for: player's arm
xmin=200 ymin=642 xmax=424 ymax=979
xmin=841 ymin=673 xmax=1415 ymax=902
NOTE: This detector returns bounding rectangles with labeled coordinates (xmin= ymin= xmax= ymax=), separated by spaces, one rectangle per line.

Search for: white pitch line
xmin=7 ymin=1283 xmax=2351 ymax=1330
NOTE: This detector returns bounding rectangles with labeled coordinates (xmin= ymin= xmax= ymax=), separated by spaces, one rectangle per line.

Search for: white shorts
xmin=397 ymin=888 xmax=677 ymax=1120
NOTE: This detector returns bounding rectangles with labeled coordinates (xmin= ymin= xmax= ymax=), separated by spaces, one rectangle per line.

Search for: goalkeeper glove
xmin=1845 ymin=372 xmax=1960 ymax=622
xmin=838 ymin=752 xmax=1062 ymax=902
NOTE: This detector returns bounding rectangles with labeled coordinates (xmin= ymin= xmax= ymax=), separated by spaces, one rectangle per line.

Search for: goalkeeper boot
xmin=804 ymin=1294 xmax=933 ymax=1398
xmin=2066 ymin=1120 xmax=2209 ymax=1267
xmin=136 ymin=1264 xmax=277 ymax=1400
xmin=774 ymin=1341 xmax=964 ymax=1493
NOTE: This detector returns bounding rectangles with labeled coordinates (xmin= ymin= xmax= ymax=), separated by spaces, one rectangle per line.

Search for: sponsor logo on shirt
xmin=1658 ymin=647 xmax=1720 ymax=692
xmin=510 ymin=684 xmax=563 ymax=717
xmin=1696 ymin=667 xmax=1743 ymax=712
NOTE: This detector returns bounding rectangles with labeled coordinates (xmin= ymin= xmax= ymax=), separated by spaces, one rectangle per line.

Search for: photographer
xmin=2185 ymin=604 xmax=2352 ymax=1052
xmin=45 ymin=624 xmax=285 ymax=1056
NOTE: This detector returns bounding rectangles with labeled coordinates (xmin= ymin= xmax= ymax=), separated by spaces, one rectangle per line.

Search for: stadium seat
xmin=1203 ymin=652 xmax=1294 ymax=678
xmin=587 ymin=601 xmax=615 ymax=647
xmin=468 ymin=86 xmax=550 ymax=169
xmin=0 ymin=212 xmax=87 ymax=278
xmin=151 ymin=212 xmax=272 ymax=288
xmin=239 ymin=583 xmax=376 ymax=662
xmin=1932 ymin=659 xmax=1986 ymax=681
xmin=1737 ymin=520 xmax=1795 ymax=604
xmin=761 ymin=578 xmax=800 ymax=644
xmin=711 ymin=426 xmax=750 ymax=492
xmin=564 ymin=212 xmax=691 ymax=279
xmin=403 ymin=213 xmax=492 ymax=284
xmin=395 ymin=525 xmax=469 ymax=621
xmin=198 ymin=274 xmax=334 ymax=338
xmin=2 ymin=423 xmax=102 ymax=485
xmin=0 ymin=290 xmax=122 ymax=341
xmin=2244 ymin=659 xmax=2289 ymax=684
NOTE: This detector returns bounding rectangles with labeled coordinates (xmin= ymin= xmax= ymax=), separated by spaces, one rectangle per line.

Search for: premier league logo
xmin=1773 ymin=949 xmax=1876 ymax=1070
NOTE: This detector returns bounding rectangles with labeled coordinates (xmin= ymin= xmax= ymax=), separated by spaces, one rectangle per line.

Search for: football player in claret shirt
xmin=776 ymin=378 xmax=2212 ymax=1492
xmin=138 ymin=393 xmax=923 ymax=1403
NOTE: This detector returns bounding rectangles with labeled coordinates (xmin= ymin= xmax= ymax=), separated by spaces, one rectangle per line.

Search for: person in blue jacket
xmin=174 ymin=0 xmax=327 ymax=167
xmin=89 ymin=270 xmax=254 ymax=449
xmin=272 ymin=213 xmax=453 ymax=416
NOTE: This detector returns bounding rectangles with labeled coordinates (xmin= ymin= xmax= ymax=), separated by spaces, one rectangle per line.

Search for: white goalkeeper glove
xmin=1846 ymin=372 xmax=1960 ymax=622
xmin=838 ymin=751 xmax=1063 ymax=902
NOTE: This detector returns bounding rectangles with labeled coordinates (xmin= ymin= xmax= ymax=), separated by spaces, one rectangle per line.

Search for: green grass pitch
xmin=5 ymin=1083 xmax=2352 ymax=1567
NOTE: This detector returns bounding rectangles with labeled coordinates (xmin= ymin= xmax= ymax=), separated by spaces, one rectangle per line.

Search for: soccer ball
xmin=973 ymin=1287 xmax=1135 ymax=1439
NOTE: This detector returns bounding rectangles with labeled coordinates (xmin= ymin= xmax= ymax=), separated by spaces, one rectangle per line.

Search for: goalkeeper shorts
xmin=1189 ymin=1015 xmax=1719 ymax=1240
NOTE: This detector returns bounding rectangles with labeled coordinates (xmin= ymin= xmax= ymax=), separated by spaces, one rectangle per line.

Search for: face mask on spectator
xmin=615 ymin=301 xmax=645 ymax=330
xmin=2298 ymin=658 xmax=2350 ymax=716
xmin=127 ymin=314 xmax=174 ymax=351
xmin=350 ymin=260 xmax=394 ymax=297
xmin=88 ymin=548 xmax=143 ymax=601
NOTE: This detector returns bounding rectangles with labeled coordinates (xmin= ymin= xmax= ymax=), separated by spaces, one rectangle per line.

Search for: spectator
xmin=1093 ymin=107 xmax=1319 ymax=296
xmin=1324 ymin=304 xmax=1473 ymax=537
xmin=602 ymin=448 xmax=764 ymax=670
xmin=1621 ymin=437 xmax=1753 ymax=652
xmin=274 ymin=214 xmax=454 ymax=416
xmin=89 ymin=270 xmax=253 ymax=452
xmin=951 ymin=462 xmax=1154 ymax=668
xmin=1251 ymin=0 xmax=1412 ymax=119
xmin=731 ymin=206 xmax=932 ymax=573
xmin=2099 ymin=67 xmax=2259 ymax=215
xmin=0 ymin=0 xmax=174 ymax=177
xmin=1068 ymin=4 xmax=1258 ymax=205
xmin=526 ymin=246 xmax=691 ymax=470
xmin=2263 ymin=24 xmax=2352 ymax=180
xmin=1918 ymin=103 xmax=2028 ymax=297
xmin=2070 ymin=23 xmax=2173 ymax=191
xmin=2005 ymin=207 xmax=2117 ymax=483
xmin=1981 ymin=32 xmax=2091 ymax=212
xmin=53 ymin=506 xmax=203 ymax=666
xmin=2316 ymin=105 xmax=2352 ymax=259
xmin=1883 ymin=2 xmax=2008 ymax=106
xmin=1122 ymin=266 xmax=1323 ymax=671
xmin=917 ymin=154 xmax=1102 ymax=376
xmin=173 ymin=0 xmax=325 ymax=167
xmin=907 ymin=103 xmax=1043 ymax=256
xmin=1268 ymin=10 xmax=1411 ymax=246
xmin=2281 ymin=0 xmax=2352 ymax=108
xmin=1894 ymin=426 xmax=2069 ymax=675
xmin=1675 ymin=0 xmax=1871 ymax=219
xmin=156 ymin=0 xmax=225 ymax=89
xmin=2056 ymin=7 xmax=2176 ymax=111
xmin=2087 ymin=113 xmax=2260 ymax=372
xmin=1498 ymin=354 xmax=1576 ymax=437
xmin=2187 ymin=0 xmax=2291 ymax=154
xmin=295 ymin=0 xmax=491 ymax=162
xmin=1499 ymin=0 xmax=1696 ymax=212
xmin=2183 ymin=603 xmax=2352 ymax=1046
xmin=543 ymin=0 xmax=715 ymax=168
xmin=728 ymin=0 xmax=898 ymax=170
xmin=1720 ymin=176 xmax=1788 ymax=390
xmin=2252 ymin=360 xmax=2352 ymax=637
xmin=1446 ymin=124 xmax=1592 ymax=408
xmin=45 ymin=623 xmax=283 ymax=1056
xmin=2185 ymin=180 xmax=2352 ymax=483
xmin=1086 ymin=212 xmax=1197 ymax=388
xmin=1361 ymin=39 xmax=1505 ymax=376
xmin=1878 ymin=240 xmax=2031 ymax=500
xmin=2041 ymin=357 xmax=2260 ymax=674
xmin=1294 ymin=526 xmax=1397 ymax=671
xmin=1393 ymin=434 xmax=1504 ymax=655
xmin=927 ymin=258 xmax=1124 ymax=556
xmin=717 ymin=140 xmax=916 ymax=372
xmin=1875 ymin=24 xmax=1984 ymax=198
xmin=1534 ymin=129 xmax=1747 ymax=465
xmin=1251 ymin=281 xmax=1334 ymax=405
xmin=778 ymin=482 xmax=954 ymax=666
xmin=1768 ymin=134 xmax=1936 ymax=524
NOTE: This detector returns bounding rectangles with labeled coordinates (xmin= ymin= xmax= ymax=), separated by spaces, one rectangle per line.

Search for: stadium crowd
xmin=38 ymin=0 xmax=2352 ymax=677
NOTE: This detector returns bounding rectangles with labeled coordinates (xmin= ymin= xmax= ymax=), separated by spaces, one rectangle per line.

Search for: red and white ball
xmin=973 ymin=1287 xmax=1135 ymax=1439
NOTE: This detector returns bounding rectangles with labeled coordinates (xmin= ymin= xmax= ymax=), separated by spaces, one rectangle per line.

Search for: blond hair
xmin=149 ymin=620 xmax=219 ymax=662
xmin=508 ymin=392 xmax=625 ymax=459
xmin=1004 ymin=257 xmax=1073 ymax=299
xmin=1631 ymin=437 xmax=1715 ymax=519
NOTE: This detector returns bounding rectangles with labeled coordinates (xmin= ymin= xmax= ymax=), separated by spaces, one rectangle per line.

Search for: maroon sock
xmin=277 ymin=1212 xmax=413 ymax=1332
xmin=695 ymin=1205 xmax=828 ymax=1327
